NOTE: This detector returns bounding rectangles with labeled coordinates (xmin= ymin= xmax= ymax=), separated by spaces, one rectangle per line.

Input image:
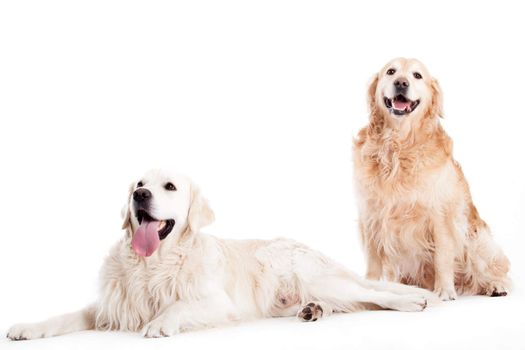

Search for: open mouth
xmin=136 ymin=210 xmax=175 ymax=240
xmin=383 ymin=95 xmax=420 ymax=116
xmin=131 ymin=209 xmax=175 ymax=257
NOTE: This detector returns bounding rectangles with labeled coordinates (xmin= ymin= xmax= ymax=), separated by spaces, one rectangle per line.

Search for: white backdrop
xmin=1 ymin=1 xmax=524 ymax=349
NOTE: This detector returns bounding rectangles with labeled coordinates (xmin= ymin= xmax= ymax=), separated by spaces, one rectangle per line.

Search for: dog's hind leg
xmin=7 ymin=304 xmax=97 ymax=341
xmin=292 ymin=249 xmax=434 ymax=322
xmin=358 ymin=278 xmax=440 ymax=305
xmin=464 ymin=227 xmax=511 ymax=297
xmin=299 ymin=273 xmax=431 ymax=320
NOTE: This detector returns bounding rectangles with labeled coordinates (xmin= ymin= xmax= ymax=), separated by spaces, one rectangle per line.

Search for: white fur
xmin=7 ymin=169 xmax=438 ymax=340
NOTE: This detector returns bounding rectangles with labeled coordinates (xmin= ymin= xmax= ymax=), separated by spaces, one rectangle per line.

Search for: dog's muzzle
xmin=383 ymin=94 xmax=420 ymax=116
xmin=131 ymin=208 xmax=176 ymax=257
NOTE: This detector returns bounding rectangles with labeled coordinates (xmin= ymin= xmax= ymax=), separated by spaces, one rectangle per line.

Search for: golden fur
xmin=353 ymin=58 xmax=511 ymax=300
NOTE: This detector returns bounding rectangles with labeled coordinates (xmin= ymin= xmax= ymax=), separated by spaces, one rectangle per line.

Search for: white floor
xmin=2 ymin=284 xmax=524 ymax=350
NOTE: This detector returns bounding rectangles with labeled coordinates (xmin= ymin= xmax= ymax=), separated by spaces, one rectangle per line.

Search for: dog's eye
xmin=386 ymin=68 xmax=396 ymax=75
xmin=413 ymin=72 xmax=423 ymax=79
xmin=165 ymin=182 xmax=177 ymax=191
xmin=137 ymin=181 xmax=144 ymax=188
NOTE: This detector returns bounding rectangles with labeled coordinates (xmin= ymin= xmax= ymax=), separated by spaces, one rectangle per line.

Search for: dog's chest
xmin=356 ymin=137 xmax=456 ymax=204
xmin=358 ymin=142 xmax=422 ymax=190
xmin=97 ymin=249 xmax=185 ymax=331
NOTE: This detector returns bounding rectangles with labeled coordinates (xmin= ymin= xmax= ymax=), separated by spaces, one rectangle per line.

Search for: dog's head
xmin=121 ymin=169 xmax=215 ymax=257
xmin=369 ymin=57 xmax=443 ymax=123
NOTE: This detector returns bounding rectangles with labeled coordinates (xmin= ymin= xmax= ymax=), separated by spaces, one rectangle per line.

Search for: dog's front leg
xmin=432 ymin=218 xmax=458 ymax=300
xmin=360 ymin=219 xmax=383 ymax=280
xmin=7 ymin=305 xmax=96 ymax=340
xmin=365 ymin=244 xmax=383 ymax=280
xmin=142 ymin=292 xmax=236 ymax=338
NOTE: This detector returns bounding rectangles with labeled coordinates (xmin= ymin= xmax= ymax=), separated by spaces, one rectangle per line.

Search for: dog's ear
xmin=367 ymin=73 xmax=385 ymax=132
xmin=367 ymin=73 xmax=379 ymax=114
xmin=121 ymin=182 xmax=134 ymax=231
xmin=430 ymin=78 xmax=444 ymax=118
xmin=188 ymin=183 xmax=215 ymax=232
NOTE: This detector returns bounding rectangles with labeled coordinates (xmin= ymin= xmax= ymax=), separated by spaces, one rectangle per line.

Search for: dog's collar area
xmin=383 ymin=95 xmax=420 ymax=116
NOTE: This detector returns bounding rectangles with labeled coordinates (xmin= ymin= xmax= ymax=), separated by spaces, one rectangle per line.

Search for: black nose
xmin=133 ymin=188 xmax=152 ymax=203
xmin=394 ymin=78 xmax=409 ymax=90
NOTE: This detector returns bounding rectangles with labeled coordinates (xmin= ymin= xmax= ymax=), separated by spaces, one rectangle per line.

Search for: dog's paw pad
xmin=297 ymin=302 xmax=323 ymax=322
xmin=488 ymin=282 xmax=509 ymax=297
xmin=490 ymin=289 xmax=508 ymax=297
xmin=7 ymin=334 xmax=28 ymax=341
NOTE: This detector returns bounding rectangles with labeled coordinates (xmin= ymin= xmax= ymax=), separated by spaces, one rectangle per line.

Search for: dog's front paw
xmin=142 ymin=316 xmax=179 ymax=338
xmin=435 ymin=286 xmax=457 ymax=301
xmin=7 ymin=323 xmax=45 ymax=341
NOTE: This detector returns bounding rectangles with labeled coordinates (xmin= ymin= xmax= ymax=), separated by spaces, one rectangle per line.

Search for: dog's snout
xmin=394 ymin=78 xmax=409 ymax=90
xmin=133 ymin=188 xmax=152 ymax=203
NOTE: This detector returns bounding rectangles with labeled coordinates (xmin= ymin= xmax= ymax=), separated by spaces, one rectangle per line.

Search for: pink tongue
xmin=131 ymin=221 xmax=160 ymax=257
xmin=393 ymin=100 xmax=410 ymax=110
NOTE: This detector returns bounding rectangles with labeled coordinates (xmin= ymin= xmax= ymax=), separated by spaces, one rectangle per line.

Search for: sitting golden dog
xmin=353 ymin=57 xmax=510 ymax=300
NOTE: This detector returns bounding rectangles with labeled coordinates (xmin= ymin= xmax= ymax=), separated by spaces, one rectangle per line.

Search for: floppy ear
xmin=430 ymin=78 xmax=444 ymax=118
xmin=367 ymin=73 xmax=379 ymax=114
xmin=188 ymin=183 xmax=215 ymax=232
xmin=121 ymin=182 xmax=134 ymax=231
xmin=367 ymin=73 xmax=385 ymax=132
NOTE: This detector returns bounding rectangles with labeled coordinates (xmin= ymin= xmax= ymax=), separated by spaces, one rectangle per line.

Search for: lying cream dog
xmin=8 ymin=169 xmax=437 ymax=340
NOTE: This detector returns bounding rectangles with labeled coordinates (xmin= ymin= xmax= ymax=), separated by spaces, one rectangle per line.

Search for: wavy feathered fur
xmin=353 ymin=58 xmax=511 ymax=300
